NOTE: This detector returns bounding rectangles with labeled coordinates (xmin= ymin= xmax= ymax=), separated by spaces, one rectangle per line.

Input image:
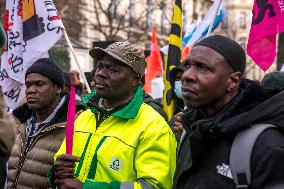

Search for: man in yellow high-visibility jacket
xmin=49 ymin=42 xmax=177 ymax=189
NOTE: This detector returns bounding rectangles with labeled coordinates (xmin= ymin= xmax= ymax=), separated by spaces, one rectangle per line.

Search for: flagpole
xmin=206 ymin=0 xmax=222 ymax=37
xmin=62 ymin=29 xmax=91 ymax=93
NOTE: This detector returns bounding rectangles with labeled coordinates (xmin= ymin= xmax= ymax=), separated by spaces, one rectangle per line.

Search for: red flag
xmin=247 ymin=1 xmax=284 ymax=71
xmin=66 ymin=85 xmax=76 ymax=154
xmin=144 ymin=27 xmax=163 ymax=93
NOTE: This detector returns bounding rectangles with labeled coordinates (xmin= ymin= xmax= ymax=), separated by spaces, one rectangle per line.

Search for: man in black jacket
xmin=174 ymin=35 xmax=284 ymax=189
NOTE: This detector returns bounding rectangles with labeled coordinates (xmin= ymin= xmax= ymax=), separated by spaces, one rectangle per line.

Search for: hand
xmin=55 ymin=178 xmax=83 ymax=189
xmin=55 ymin=154 xmax=80 ymax=180
xmin=174 ymin=112 xmax=184 ymax=134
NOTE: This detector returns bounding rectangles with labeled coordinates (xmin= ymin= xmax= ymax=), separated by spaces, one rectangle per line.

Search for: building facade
xmin=72 ymin=0 xmax=276 ymax=80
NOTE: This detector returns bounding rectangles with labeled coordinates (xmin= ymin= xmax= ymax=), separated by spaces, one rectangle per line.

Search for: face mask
xmin=174 ymin=81 xmax=183 ymax=99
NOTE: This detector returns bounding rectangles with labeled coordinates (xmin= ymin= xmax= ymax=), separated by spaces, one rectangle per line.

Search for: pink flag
xmin=247 ymin=1 xmax=284 ymax=71
xmin=66 ymin=86 xmax=76 ymax=154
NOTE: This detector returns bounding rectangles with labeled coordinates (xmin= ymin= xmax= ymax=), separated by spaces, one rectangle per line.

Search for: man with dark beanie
xmin=7 ymin=58 xmax=86 ymax=189
xmin=174 ymin=35 xmax=284 ymax=189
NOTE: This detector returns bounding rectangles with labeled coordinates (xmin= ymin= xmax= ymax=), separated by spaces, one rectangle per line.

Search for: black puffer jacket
xmin=174 ymin=80 xmax=284 ymax=189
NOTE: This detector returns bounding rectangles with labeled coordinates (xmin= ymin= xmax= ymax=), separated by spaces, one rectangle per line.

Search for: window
xmin=239 ymin=11 xmax=247 ymax=29
xmin=221 ymin=14 xmax=228 ymax=30
xmin=112 ymin=0 xmax=119 ymax=18
xmin=239 ymin=37 xmax=247 ymax=50
xmin=183 ymin=10 xmax=187 ymax=31
xmin=160 ymin=1 xmax=166 ymax=34
xmin=129 ymin=0 xmax=134 ymax=26
xmin=146 ymin=0 xmax=152 ymax=31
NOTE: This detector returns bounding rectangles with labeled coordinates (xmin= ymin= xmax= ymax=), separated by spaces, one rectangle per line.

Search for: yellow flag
xmin=163 ymin=0 xmax=182 ymax=121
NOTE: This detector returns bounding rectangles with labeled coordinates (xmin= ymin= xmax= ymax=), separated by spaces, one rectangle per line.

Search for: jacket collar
xmin=13 ymin=93 xmax=86 ymax=124
xmin=182 ymin=79 xmax=274 ymax=140
xmin=82 ymin=85 xmax=144 ymax=119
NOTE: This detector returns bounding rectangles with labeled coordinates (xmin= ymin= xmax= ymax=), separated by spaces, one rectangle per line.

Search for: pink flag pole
xmin=66 ymin=85 xmax=76 ymax=154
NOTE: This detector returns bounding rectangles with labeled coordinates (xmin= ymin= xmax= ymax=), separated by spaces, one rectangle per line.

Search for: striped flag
xmin=163 ymin=0 xmax=182 ymax=121
xmin=160 ymin=0 xmax=225 ymax=58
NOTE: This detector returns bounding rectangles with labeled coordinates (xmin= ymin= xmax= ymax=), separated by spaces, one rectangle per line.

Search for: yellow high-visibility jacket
xmin=54 ymin=87 xmax=177 ymax=189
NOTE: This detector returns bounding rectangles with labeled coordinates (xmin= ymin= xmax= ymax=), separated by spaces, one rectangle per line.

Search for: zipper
xmin=94 ymin=112 xmax=108 ymax=129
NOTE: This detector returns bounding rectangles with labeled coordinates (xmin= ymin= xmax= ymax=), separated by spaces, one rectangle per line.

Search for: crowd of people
xmin=0 ymin=22 xmax=284 ymax=189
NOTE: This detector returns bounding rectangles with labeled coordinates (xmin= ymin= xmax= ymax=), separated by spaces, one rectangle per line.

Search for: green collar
xmin=82 ymin=86 xmax=144 ymax=119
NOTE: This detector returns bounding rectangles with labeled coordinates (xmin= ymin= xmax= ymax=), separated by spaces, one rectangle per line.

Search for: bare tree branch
xmin=84 ymin=0 xmax=167 ymax=44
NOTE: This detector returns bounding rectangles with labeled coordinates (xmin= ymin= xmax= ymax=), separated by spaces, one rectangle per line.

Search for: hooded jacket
xmin=8 ymin=94 xmax=86 ymax=189
xmin=174 ymin=80 xmax=284 ymax=189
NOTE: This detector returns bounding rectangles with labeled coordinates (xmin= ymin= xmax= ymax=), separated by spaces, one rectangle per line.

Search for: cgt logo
xmin=109 ymin=157 xmax=123 ymax=172
xmin=252 ymin=0 xmax=276 ymax=25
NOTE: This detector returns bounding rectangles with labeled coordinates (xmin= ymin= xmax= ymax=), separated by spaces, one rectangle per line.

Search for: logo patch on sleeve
xmin=109 ymin=157 xmax=123 ymax=172
xmin=216 ymin=163 xmax=233 ymax=179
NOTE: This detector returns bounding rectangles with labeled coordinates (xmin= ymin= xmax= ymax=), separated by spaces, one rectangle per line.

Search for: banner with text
xmin=1 ymin=0 xmax=63 ymax=109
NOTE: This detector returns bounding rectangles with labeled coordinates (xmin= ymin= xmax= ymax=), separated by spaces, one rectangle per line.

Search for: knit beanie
xmin=25 ymin=58 xmax=64 ymax=89
xmin=194 ymin=35 xmax=246 ymax=74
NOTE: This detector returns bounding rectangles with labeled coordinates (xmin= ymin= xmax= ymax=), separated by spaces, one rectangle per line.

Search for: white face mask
xmin=174 ymin=81 xmax=183 ymax=99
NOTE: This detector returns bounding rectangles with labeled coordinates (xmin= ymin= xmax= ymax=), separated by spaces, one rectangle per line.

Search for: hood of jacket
xmin=182 ymin=79 xmax=284 ymax=141
xmin=175 ymin=79 xmax=284 ymax=188
xmin=12 ymin=93 xmax=86 ymax=125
